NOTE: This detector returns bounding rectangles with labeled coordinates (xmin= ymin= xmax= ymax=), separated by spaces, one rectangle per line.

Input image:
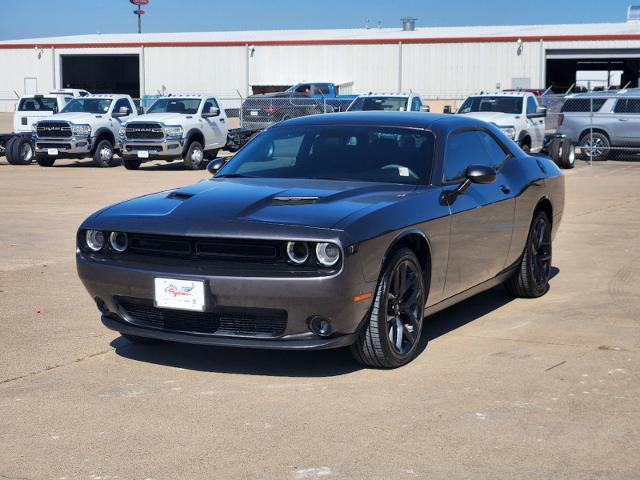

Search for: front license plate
xmin=137 ymin=150 xmax=149 ymax=159
xmin=47 ymin=148 xmax=58 ymax=156
xmin=249 ymin=110 xmax=259 ymax=116
xmin=154 ymin=278 xmax=205 ymax=311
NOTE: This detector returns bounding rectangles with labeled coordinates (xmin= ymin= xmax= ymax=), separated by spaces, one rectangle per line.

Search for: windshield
xmin=61 ymin=98 xmax=112 ymax=114
xmin=147 ymin=98 xmax=201 ymax=114
xmin=217 ymin=125 xmax=434 ymax=185
xmin=458 ymin=96 xmax=523 ymax=115
xmin=18 ymin=97 xmax=60 ymax=112
xmin=347 ymin=97 xmax=409 ymax=112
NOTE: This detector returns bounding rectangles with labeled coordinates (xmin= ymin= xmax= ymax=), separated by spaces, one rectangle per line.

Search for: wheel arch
xmin=578 ymin=127 xmax=611 ymax=143
xmin=518 ymin=131 xmax=532 ymax=147
xmin=382 ymin=229 xmax=432 ymax=292
xmin=91 ymin=128 xmax=115 ymax=155
xmin=534 ymin=196 xmax=553 ymax=228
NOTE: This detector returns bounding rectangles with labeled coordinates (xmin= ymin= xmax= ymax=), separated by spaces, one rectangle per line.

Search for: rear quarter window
xmin=18 ymin=97 xmax=58 ymax=112
xmin=561 ymin=98 xmax=607 ymax=113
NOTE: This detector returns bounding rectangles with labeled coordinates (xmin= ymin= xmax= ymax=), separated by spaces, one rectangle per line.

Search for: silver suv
xmin=557 ymin=90 xmax=640 ymax=160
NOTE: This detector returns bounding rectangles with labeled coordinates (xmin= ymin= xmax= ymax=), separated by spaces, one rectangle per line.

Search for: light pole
xmin=130 ymin=0 xmax=149 ymax=34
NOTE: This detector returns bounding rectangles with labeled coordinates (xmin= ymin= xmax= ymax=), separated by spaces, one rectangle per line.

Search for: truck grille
xmin=36 ymin=122 xmax=72 ymax=138
xmin=125 ymin=123 xmax=164 ymax=140
xmin=117 ymin=297 xmax=288 ymax=337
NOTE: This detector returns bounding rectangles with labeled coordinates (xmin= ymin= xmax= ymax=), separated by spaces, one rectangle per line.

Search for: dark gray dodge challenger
xmin=77 ymin=112 xmax=564 ymax=368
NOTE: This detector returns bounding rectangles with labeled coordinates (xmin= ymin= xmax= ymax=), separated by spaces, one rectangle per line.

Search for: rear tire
xmin=121 ymin=333 xmax=163 ymax=345
xmin=183 ymin=141 xmax=205 ymax=170
xmin=504 ymin=211 xmax=552 ymax=298
xmin=4 ymin=137 xmax=16 ymax=163
xmin=36 ymin=154 xmax=55 ymax=167
xmin=92 ymin=139 xmax=117 ymax=167
xmin=559 ymin=141 xmax=575 ymax=169
xmin=351 ymin=247 xmax=426 ymax=368
xmin=7 ymin=136 xmax=34 ymax=165
xmin=123 ymin=158 xmax=142 ymax=170
xmin=579 ymin=132 xmax=610 ymax=161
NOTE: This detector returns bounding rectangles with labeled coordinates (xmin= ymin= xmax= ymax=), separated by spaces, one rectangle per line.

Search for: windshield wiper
xmin=215 ymin=173 xmax=254 ymax=178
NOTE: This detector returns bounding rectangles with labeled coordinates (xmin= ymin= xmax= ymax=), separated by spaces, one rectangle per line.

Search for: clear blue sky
xmin=0 ymin=0 xmax=636 ymax=40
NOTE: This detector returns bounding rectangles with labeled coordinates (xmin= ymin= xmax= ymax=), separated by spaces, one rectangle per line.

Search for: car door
xmin=442 ymin=129 xmax=516 ymax=297
xmin=526 ymin=95 xmax=545 ymax=151
xmin=611 ymin=98 xmax=640 ymax=146
xmin=110 ymin=98 xmax=134 ymax=139
xmin=201 ymin=98 xmax=228 ymax=150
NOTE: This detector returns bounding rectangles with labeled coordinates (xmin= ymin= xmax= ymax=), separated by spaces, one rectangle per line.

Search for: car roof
xmin=275 ymin=111 xmax=482 ymax=131
xmin=468 ymin=91 xmax=529 ymax=98
xmin=356 ymin=92 xmax=416 ymax=98
xmin=568 ymin=89 xmax=640 ymax=99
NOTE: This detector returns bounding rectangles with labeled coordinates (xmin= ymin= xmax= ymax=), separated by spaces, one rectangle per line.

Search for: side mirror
xmin=420 ymin=105 xmax=431 ymax=112
xmin=443 ymin=105 xmax=452 ymax=114
xmin=528 ymin=106 xmax=547 ymax=118
xmin=202 ymin=106 xmax=220 ymax=118
xmin=112 ymin=106 xmax=130 ymax=118
xmin=207 ymin=157 xmax=227 ymax=174
xmin=466 ymin=164 xmax=497 ymax=184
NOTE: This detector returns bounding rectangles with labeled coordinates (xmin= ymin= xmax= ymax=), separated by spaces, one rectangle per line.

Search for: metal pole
xmin=589 ymin=96 xmax=593 ymax=167
xmin=138 ymin=12 xmax=142 ymax=34
xmin=245 ymin=44 xmax=250 ymax=98
xmin=139 ymin=45 xmax=146 ymax=110
xmin=398 ymin=42 xmax=403 ymax=92
xmin=51 ymin=46 xmax=56 ymax=90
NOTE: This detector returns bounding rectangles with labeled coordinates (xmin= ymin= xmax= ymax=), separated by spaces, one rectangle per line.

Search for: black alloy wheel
xmin=504 ymin=211 xmax=552 ymax=298
xmin=351 ymin=248 xmax=426 ymax=368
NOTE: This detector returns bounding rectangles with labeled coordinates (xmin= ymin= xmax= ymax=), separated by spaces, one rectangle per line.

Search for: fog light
xmin=309 ymin=316 xmax=333 ymax=337
xmin=109 ymin=232 xmax=128 ymax=253
xmin=286 ymin=241 xmax=309 ymax=265
xmin=85 ymin=230 xmax=105 ymax=252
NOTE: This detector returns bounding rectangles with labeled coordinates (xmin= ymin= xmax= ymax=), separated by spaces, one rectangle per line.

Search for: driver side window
xmin=526 ymin=96 xmax=538 ymax=115
xmin=444 ymin=130 xmax=508 ymax=183
xmin=411 ymin=97 xmax=422 ymax=111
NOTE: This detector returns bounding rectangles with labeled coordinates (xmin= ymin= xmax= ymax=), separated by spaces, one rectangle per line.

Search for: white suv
xmin=33 ymin=94 xmax=138 ymax=167
xmin=346 ymin=93 xmax=429 ymax=112
xmin=457 ymin=91 xmax=547 ymax=153
xmin=120 ymin=95 xmax=229 ymax=170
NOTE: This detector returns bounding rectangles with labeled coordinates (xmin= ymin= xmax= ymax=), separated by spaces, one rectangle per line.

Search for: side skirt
xmin=424 ymin=266 xmax=517 ymax=317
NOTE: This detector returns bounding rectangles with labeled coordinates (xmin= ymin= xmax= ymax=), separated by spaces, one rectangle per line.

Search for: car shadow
xmin=112 ymin=267 xmax=560 ymax=377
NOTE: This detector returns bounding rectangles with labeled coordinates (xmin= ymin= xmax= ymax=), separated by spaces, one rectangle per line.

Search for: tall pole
xmin=138 ymin=13 xmax=141 ymax=34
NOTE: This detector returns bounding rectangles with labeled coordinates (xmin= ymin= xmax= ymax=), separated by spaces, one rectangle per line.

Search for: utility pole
xmin=130 ymin=0 xmax=149 ymax=34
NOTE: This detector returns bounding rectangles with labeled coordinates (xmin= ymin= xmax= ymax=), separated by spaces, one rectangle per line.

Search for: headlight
xmin=163 ymin=126 xmax=183 ymax=138
xmin=85 ymin=230 xmax=105 ymax=252
xmin=315 ymin=242 xmax=341 ymax=267
xmin=498 ymin=126 xmax=516 ymax=140
xmin=31 ymin=123 xmax=38 ymax=134
xmin=286 ymin=241 xmax=310 ymax=265
xmin=72 ymin=124 xmax=91 ymax=137
xmin=109 ymin=232 xmax=128 ymax=253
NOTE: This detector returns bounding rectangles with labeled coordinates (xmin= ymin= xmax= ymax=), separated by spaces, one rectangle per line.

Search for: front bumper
xmin=34 ymin=135 xmax=93 ymax=156
xmin=77 ymin=251 xmax=374 ymax=350
xmin=121 ymin=138 xmax=185 ymax=160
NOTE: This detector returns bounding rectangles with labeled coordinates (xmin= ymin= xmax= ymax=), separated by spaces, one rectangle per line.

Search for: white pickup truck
xmin=457 ymin=91 xmax=547 ymax=153
xmin=32 ymin=94 xmax=138 ymax=167
xmin=0 ymin=89 xmax=89 ymax=165
xmin=120 ymin=95 xmax=231 ymax=170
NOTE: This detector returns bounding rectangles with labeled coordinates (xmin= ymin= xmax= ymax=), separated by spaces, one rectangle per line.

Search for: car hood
xmin=86 ymin=178 xmax=417 ymax=237
xmin=458 ymin=111 xmax=519 ymax=125
xmin=39 ymin=112 xmax=104 ymax=124
xmin=127 ymin=113 xmax=186 ymax=125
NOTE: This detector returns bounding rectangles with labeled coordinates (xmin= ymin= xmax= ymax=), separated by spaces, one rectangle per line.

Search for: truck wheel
xmin=205 ymin=149 xmax=219 ymax=160
xmin=579 ymin=132 xmax=610 ymax=161
xmin=4 ymin=137 xmax=16 ymax=163
xmin=519 ymin=139 xmax=531 ymax=153
xmin=123 ymin=158 xmax=142 ymax=170
xmin=559 ymin=141 xmax=576 ymax=169
xmin=183 ymin=141 xmax=205 ymax=170
xmin=93 ymin=139 xmax=117 ymax=167
xmin=36 ymin=154 xmax=56 ymax=167
xmin=7 ymin=137 xmax=34 ymax=165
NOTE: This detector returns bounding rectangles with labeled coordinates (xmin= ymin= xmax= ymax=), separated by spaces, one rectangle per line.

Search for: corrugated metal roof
xmin=2 ymin=22 xmax=640 ymax=46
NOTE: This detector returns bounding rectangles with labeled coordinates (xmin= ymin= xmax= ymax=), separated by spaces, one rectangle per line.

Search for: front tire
xmin=36 ymin=154 xmax=56 ymax=167
xmin=123 ymin=158 xmax=142 ymax=170
xmin=7 ymin=137 xmax=34 ymax=165
xmin=504 ymin=211 xmax=552 ymax=298
xmin=93 ymin=139 xmax=117 ymax=167
xmin=183 ymin=141 xmax=205 ymax=170
xmin=351 ymin=248 xmax=426 ymax=368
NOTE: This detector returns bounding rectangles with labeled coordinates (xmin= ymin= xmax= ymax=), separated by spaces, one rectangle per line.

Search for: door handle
xmin=220 ymin=118 xmax=225 ymax=123
xmin=619 ymin=118 xmax=629 ymax=122
xmin=500 ymin=185 xmax=511 ymax=194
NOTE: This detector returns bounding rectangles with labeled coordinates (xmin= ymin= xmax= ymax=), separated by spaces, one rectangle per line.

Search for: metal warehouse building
xmin=3 ymin=20 xmax=640 ymax=111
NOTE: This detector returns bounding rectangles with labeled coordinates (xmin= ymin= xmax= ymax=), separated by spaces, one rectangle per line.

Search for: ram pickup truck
xmin=120 ymin=95 xmax=256 ymax=170
xmin=346 ymin=93 xmax=429 ymax=112
xmin=457 ymin=91 xmax=547 ymax=153
xmin=287 ymin=82 xmax=357 ymax=112
xmin=32 ymin=94 xmax=137 ymax=167
xmin=0 ymin=89 xmax=88 ymax=165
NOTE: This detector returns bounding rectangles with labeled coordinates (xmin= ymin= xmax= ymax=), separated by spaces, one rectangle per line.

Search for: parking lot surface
xmin=0 ymin=157 xmax=639 ymax=479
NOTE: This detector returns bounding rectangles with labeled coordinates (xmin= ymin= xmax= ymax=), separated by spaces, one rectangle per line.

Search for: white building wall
xmin=0 ymin=47 xmax=55 ymax=112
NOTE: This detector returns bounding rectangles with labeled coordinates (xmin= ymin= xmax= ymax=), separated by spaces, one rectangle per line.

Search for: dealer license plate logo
xmin=154 ymin=278 xmax=205 ymax=311
xmin=137 ymin=150 xmax=150 ymax=159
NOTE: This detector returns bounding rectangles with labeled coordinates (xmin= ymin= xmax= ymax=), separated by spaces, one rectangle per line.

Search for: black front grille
xmin=37 ymin=122 xmax=72 ymax=138
xmin=125 ymin=123 xmax=164 ymax=140
xmin=128 ymin=234 xmax=282 ymax=263
xmin=118 ymin=297 xmax=287 ymax=337
xmin=37 ymin=143 xmax=72 ymax=149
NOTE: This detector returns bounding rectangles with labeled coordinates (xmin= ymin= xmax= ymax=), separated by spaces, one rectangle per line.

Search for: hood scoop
xmin=167 ymin=191 xmax=195 ymax=201
xmin=272 ymin=196 xmax=319 ymax=206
